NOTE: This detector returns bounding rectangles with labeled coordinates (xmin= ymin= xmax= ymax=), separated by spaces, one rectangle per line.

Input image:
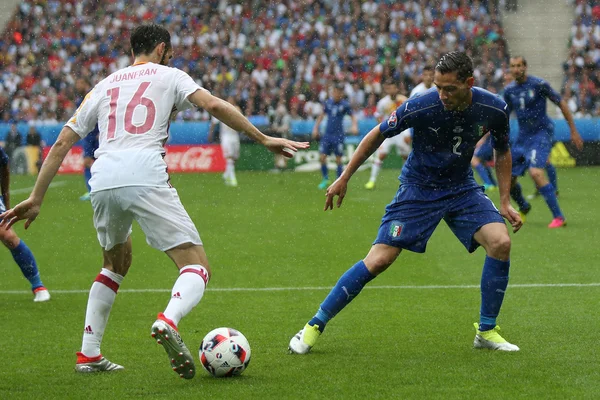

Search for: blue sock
xmin=485 ymin=166 xmax=497 ymax=186
xmin=539 ymin=183 xmax=563 ymax=218
xmin=510 ymin=182 xmax=530 ymax=210
xmin=546 ymin=164 xmax=558 ymax=191
xmin=479 ymin=256 xmax=510 ymax=331
xmin=84 ymin=167 xmax=92 ymax=192
xmin=10 ymin=240 xmax=44 ymax=290
xmin=309 ymin=260 xmax=375 ymax=332
xmin=336 ymin=164 xmax=343 ymax=178
xmin=474 ymin=164 xmax=493 ymax=185
xmin=321 ymin=163 xmax=328 ymax=180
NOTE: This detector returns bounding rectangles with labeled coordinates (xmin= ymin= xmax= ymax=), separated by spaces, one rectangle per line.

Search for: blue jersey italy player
xmin=75 ymin=78 xmax=100 ymax=201
xmin=289 ymin=52 xmax=522 ymax=354
xmin=0 ymin=146 xmax=50 ymax=301
xmin=312 ymin=83 xmax=358 ymax=189
xmin=471 ymin=132 xmax=497 ymax=191
xmin=504 ymin=56 xmax=583 ymax=228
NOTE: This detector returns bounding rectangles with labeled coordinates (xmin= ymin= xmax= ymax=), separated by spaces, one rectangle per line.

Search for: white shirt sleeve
xmin=65 ymin=87 xmax=100 ymax=138
xmin=173 ymin=69 xmax=206 ymax=111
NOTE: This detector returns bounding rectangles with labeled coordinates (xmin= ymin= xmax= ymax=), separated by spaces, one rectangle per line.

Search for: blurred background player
xmin=471 ymin=132 xmax=497 ymax=191
xmin=365 ymin=80 xmax=410 ymax=189
xmin=0 ymin=146 xmax=49 ymax=302
xmin=209 ymin=96 xmax=241 ymax=187
xmin=270 ymin=101 xmax=293 ymax=172
xmin=410 ymin=65 xmax=435 ymax=97
xmin=75 ymin=78 xmax=99 ymax=201
xmin=312 ymin=82 xmax=358 ymax=190
xmin=504 ymin=56 xmax=583 ymax=228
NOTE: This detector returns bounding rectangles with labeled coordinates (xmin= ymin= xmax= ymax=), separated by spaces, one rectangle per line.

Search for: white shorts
xmin=380 ymin=129 xmax=411 ymax=157
xmin=91 ymin=186 xmax=202 ymax=251
xmin=221 ymin=135 xmax=240 ymax=159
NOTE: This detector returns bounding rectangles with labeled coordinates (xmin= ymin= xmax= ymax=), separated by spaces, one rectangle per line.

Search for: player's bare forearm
xmin=188 ymin=90 xmax=267 ymax=145
xmin=212 ymin=100 xmax=266 ymax=144
xmin=31 ymin=127 xmax=81 ymax=203
xmin=340 ymin=126 xmax=385 ymax=182
xmin=558 ymin=100 xmax=577 ymax=130
xmin=494 ymin=148 xmax=513 ymax=205
xmin=313 ymin=114 xmax=324 ymax=136
xmin=1 ymin=165 xmax=9 ymax=209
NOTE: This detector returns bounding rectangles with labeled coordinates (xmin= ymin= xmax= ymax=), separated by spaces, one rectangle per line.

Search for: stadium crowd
xmin=563 ymin=0 xmax=600 ymax=117
xmin=0 ymin=0 xmax=509 ymax=125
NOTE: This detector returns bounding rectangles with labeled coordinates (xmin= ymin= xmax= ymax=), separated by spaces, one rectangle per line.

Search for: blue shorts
xmin=474 ymin=136 xmax=493 ymax=162
xmin=319 ymin=136 xmax=344 ymax=157
xmin=511 ymin=131 xmax=553 ymax=177
xmin=83 ymin=130 xmax=99 ymax=159
xmin=374 ymin=185 xmax=505 ymax=253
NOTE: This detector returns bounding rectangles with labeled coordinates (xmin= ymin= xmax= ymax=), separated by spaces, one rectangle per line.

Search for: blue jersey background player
xmin=312 ymin=83 xmax=358 ymax=189
xmin=289 ymin=52 xmax=522 ymax=354
xmin=75 ymin=78 xmax=99 ymax=201
xmin=0 ymin=146 xmax=50 ymax=302
xmin=503 ymin=56 xmax=583 ymax=228
xmin=471 ymin=132 xmax=497 ymax=191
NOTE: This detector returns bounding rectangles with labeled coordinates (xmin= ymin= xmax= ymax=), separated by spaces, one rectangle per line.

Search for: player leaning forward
xmin=289 ymin=51 xmax=523 ymax=354
xmin=0 ymin=24 xmax=308 ymax=378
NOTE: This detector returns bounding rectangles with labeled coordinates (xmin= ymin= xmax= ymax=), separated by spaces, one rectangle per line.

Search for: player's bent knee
xmin=364 ymin=245 xmax=401 ymax=275
xmin=486 ymin=235 xmax=511 ymax=259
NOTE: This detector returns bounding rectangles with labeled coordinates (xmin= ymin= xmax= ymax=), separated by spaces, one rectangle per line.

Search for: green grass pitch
xmin=1 ymin=167 xmax=599 ymax=399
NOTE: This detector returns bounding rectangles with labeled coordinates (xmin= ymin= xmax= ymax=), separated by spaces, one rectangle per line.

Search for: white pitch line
xmin=1 ymin=282 xmax=600 ymax=295
xmin=11 ymin=181 xmax=67 ymax=194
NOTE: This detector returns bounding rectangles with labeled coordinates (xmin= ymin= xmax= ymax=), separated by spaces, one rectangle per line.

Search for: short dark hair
xmin=422 ymin=65 xmax=434 ymax=72
xmin=435 ymin=52 xmax=474 ymax=82
xmin=130 ymin=24 xmax=171 ymax=56
xmin=510 ymin=55 xmax=527 ymax=66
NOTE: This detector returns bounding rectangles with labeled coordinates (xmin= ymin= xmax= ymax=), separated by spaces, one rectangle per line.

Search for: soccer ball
xmin=199 ymin=327 xmax=251 ymax=377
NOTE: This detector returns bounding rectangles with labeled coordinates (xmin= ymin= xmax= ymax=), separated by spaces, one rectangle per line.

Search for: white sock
xmin=370 ymin=159 xmax=382 ymax=182
xmin=81 ymin=268 xmax=124 ymax=358
xmin=226 ymin=159 xmax=236 ymax=181
xmin=163 ymin=265 xmax=209 ymax=327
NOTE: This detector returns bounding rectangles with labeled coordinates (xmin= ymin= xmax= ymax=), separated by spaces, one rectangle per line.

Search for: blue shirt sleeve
xmin=345 ymin=102 xmax=352 ymax=116
xmin=489 ymin=106 xmax=510 ymax=152
xmin=323 ymin=101 xmax=330 ymax=115
xmin=378 ymin=103 xmax=412 ymax=138
xmin=502 ymin=90 xmax=514 ymax=115
xmin=539 ymin=79 xmax=562 ymax=105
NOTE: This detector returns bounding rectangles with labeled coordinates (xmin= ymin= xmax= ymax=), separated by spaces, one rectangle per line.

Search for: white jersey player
xmin=410 ymin=65 xmax=435 ymax=98
xmin=209 ymin=96 xmax=241 ymax=186
xmin=0 ymin=24 xmax=308 ymax=378
xmin=365 ymin=80 xmax=411 ymax=190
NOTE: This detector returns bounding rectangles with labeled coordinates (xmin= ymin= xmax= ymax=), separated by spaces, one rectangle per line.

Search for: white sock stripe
xmin=179 ymin=265 xmax=209 ymax=285
xmin=101 ymin=268 xmax=124 ymax=285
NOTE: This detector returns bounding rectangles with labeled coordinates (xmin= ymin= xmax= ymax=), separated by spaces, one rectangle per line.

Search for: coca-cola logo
xmin=164 ymin=146 xmax=216 ymax=171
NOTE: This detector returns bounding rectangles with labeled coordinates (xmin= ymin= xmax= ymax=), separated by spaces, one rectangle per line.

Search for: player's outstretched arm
xmin=0 ymin=126 xmax=81 ymax=230
xmin=558 ymin=99 xmax=584 ymax=151
xmin=494 ymin=148 xmax=522 ymax=233
xmin=324 ymin=126 xmax=385 ymax=211
xmin=188 ymin=90 xmax=308 ymax=158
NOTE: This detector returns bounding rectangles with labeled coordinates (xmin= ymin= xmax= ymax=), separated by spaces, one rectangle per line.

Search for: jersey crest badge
xmin=389 ymin=221 xmax=403 ymax=238
xmin=387 ymin=112 xmax=397 ymax=128
xmin=477 ymin=124 xmax=486 ymax=136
